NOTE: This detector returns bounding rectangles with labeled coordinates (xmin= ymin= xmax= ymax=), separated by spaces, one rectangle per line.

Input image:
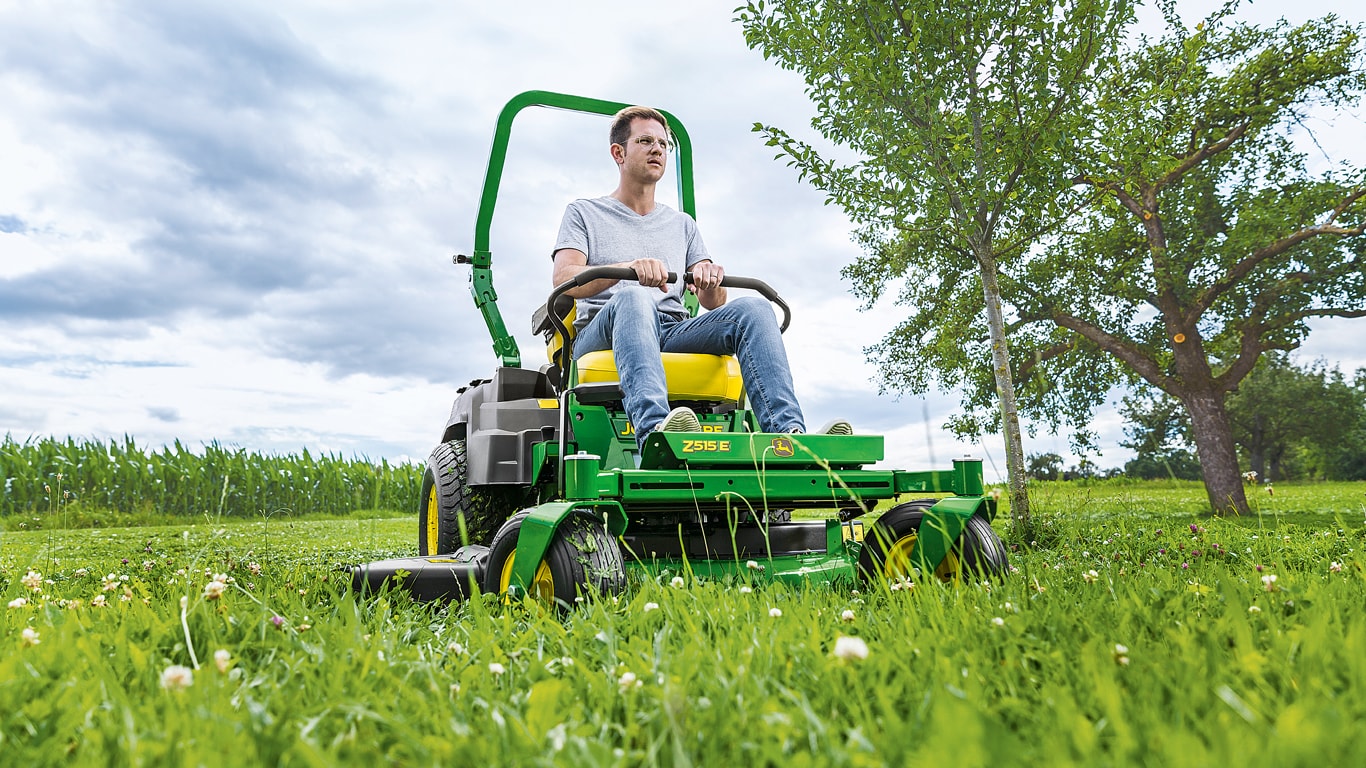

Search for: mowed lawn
xmin=3 ymin=481 xmax=1365 ymax=766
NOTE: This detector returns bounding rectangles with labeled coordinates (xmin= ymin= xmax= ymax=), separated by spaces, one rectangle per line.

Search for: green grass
xmin=3 ymin=482 xmax=1365 ymax=765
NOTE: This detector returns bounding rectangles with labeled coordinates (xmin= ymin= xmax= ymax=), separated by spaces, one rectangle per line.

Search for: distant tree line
xmin=1028 ymin=354 xmax=1366 ymax=481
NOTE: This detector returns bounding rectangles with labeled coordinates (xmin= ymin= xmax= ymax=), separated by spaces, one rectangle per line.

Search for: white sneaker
xmin=818 ymin=419 xmax=853 ymax=436
xmin=660 ymin=406 xmax=702 ymax=432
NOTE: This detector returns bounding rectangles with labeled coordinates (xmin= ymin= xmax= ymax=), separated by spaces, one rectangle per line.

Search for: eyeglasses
xmin=628 ymin=135 xmax=672 ymax=152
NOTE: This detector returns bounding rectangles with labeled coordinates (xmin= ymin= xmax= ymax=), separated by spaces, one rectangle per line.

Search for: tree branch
xmin=1155 ymin=119 xmax=1251 ymax=190
xmin=1049 ymin=310 xmax=1174 ymax=392
xmin=1194 ymin=186 xmax=1366 ymax=315
xmin=1016 ymin=339 xmax=1076 ymax=384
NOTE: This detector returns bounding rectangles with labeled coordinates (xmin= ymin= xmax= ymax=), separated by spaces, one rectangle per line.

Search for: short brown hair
xmin=609 ymin=106 xmax=670 ymax=147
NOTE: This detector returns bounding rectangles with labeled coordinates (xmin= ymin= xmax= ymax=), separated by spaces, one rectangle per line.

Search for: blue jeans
xmin=574 ymin=287 xmax=805 ymax=443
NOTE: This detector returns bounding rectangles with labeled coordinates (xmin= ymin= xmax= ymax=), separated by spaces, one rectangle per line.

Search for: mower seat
xmin=577 ymin=350 xmax=743 ymax=403
xmin=536 ymin=299 xmax=743 ymax=403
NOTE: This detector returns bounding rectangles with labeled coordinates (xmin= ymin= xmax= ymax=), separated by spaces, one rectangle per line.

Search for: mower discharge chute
xmin=351 ymin=91 xmax=1009 ymax=605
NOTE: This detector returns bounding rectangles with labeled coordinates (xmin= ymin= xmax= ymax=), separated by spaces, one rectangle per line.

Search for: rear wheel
xmin=483 ymin=510 xmax=626 ymax=609
xmin=858 ymin=499 xmax=1009 ymax=583
xmin=418 ymin=440 xmax=528 ymax=555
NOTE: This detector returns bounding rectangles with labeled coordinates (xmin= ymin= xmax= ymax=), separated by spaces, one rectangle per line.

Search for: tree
xmin=736 ymin=0 xmax=1134 ymax=534
xmin=990 ymin=5 xmax=1366 ymax=514
xmin=1026 ymin=452 xmax=1064 ymax=481
xmin=1226 ymin=354 xmax=1365 ymax=480
xmin=1118 ymin=391 xmax=1203 ymax=480
xmin=1315 ymin=369 xmax=1366 ymax=479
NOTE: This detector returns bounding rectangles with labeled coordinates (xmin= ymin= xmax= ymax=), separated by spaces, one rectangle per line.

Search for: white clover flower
xmin=832 ymin=635 xmax=869 ymax=661
xmin=160 ymin=665 xmax=194 ymax=690
xmin=745 ymin=560 xmax=763 ymax=571
xmin=446 ymin=641 xmax=466 ymax=655
xmin=890 ymin=576 xmax=916 ymax=592
xmin=21 ymin=627 xmax=40 ymax=647
xmin=203 ymin=580 xmax=228 ymax=600
xmin=991 ymin=617 xmax=1005 ymax=627
xmin=91 ymin=595 xmax=108 ymax=608
xmin=670 ymin=576 xmax=685 ymax=588
xmin=738 ymin=586 xmax=753 ymax=594
xmin=643 ymin=602 xmax=660 ymax=613
xmin=1248 ymin=605 xmax=1262 ymax=614
xmin=1330 ymin=562 xmax=1343 ymax=574
xmin=22 ymin=570 xmax=43 ymax=592
xmin=1113 ymin=644 xmax=1131 ymax=666
xmin=214 ymin=649 xmax=232 ymax=673
xmin=617 ymin=671 xmax=641 ymax=690
xmin=8 ymin=597 xmax=28 ymax=609
xmin=841 ymin=609 xmax=856 ymax=623
xmin=768 ymin=607 xmax=782 ymax=618
xmin=1083 ymin=570 xmax=1099 ymax=584
xmin=73 ymin=568 xmax=88 ymax=578
xmin=488 ymin=662 xmax=506 ymax=676
xmin=247 ymin=562 xmax=262 ymax=576
xmin=1261 ymin=574 xmax=1278 ymax=591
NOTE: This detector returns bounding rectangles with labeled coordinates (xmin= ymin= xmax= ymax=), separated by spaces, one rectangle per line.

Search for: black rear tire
xmin=483 ymin=510 xmax=626 ymax=609
xmin=858 ymin=499 xmax=1009 ymax=582
xmin=418 ymin=440 xmax=529 ymax=555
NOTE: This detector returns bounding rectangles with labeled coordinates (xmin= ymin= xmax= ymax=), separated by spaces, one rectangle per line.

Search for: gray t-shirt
xmin=553 ymin=196 xmax=710 ymax=331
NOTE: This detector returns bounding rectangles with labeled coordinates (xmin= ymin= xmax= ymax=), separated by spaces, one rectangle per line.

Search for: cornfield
xmin=1 ymin=435 xmax=422 ymax=519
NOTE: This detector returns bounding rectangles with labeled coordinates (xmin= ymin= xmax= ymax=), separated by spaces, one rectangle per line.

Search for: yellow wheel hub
xmin=497 ymin=551 xmax=555 ymax=604
xmin=884 ymin=531 xmax=961 ymax=582
xmin=424 ymin=485 xmax=440 ymax=553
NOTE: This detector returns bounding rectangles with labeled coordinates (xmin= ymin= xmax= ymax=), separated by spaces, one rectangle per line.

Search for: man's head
xmin=609 ymin=106 xmax=670 ymax=149
xmin=609 ymin=106 xmax=672 ymax=185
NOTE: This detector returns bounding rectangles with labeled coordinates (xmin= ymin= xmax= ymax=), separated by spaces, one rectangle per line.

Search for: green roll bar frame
xmin=463 ymin=90 xmax=697 ymax=368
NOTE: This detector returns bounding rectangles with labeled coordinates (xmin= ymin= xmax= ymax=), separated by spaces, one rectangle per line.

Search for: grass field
xmin=3 ymin=481 xmax=1365 ymax=765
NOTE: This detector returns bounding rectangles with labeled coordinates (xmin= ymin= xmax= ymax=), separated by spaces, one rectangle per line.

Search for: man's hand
xmin=629 ymin=258 xmax=669 ymax=292
xmin=690 ymin=261 xmax=724 ymax=292
xmin=690 ymin=260 xmax=727 ymax=310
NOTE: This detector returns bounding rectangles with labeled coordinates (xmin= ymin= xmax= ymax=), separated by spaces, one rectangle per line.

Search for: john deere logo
xmin=771 ymin=437 xmax=794 ymax=457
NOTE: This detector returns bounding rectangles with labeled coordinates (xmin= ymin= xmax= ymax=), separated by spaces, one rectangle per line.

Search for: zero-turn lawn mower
xmin=351 ymin=91 xmax=1009 ymax=606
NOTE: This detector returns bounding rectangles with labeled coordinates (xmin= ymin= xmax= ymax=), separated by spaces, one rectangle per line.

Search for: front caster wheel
xmin=483 ymin=510 xmax=626 ymax=609
xmin=858 ymin=499 xmax=1009 ymax=583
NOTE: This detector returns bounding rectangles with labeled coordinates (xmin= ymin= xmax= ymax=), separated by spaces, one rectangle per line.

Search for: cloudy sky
xmin=1 ymin=0 xmax=1361 ymax=479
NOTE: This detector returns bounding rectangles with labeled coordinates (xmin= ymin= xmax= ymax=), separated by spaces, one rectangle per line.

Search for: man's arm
xmin=552 ymin=249 xmax=671 ymax=298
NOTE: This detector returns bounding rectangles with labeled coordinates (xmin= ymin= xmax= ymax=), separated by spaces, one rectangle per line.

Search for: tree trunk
xmin=1248 ymin=415 xmax=1266 ymax=481
xmin=975 ymin=251 xmax=1031 ymax=534
xmin=1184 ymin=389 xmax=1250 ymax=515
